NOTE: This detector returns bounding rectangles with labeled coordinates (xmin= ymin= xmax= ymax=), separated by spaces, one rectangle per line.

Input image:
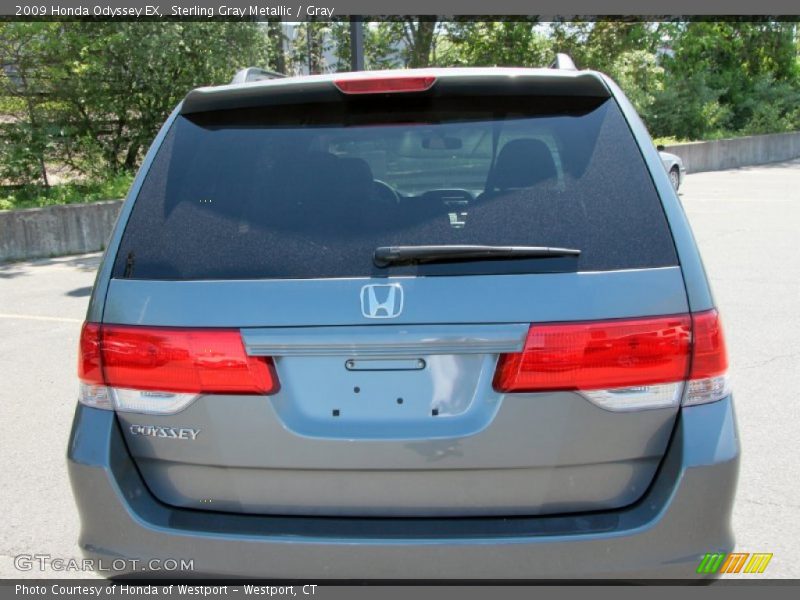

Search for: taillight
xmin=78 ymin=322 xmax=103 ymax=385
xmin=494 ymin=311 xmax=730 ymax=411
xmin=333 ymin=75 xmax=436 ymax=94
xmin=684 ymin=309 xmax=730 ymax=406
xmin=78 ymin=323 xmax=278 ymax=414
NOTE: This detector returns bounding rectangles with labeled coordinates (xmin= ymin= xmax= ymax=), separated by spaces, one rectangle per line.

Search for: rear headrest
xmin=305 ymin=151 xmax=341 ymax=181
xmin=338 ymin=157 xmax=374 ymax=193
xmin=267 ymin=151 xmax=340 ymax=215
xmin=488 ymin=138 xmax=558 ymax=191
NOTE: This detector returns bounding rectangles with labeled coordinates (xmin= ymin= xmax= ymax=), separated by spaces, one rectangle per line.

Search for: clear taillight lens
xmin=78 ymin=323 xmax=278 ymax=414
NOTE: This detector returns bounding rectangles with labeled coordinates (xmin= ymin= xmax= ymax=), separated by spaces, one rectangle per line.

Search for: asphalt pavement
xmin=1 ymin=159 xmax=799 ymax=578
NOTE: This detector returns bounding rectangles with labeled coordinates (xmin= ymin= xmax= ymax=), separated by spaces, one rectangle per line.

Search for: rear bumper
xmin=67 ymin=397 xmax=739 ymax=580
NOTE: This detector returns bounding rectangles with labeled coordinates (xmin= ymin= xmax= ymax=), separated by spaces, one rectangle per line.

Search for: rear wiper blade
xmin=373 ymin=245 xmax=581 ymax=267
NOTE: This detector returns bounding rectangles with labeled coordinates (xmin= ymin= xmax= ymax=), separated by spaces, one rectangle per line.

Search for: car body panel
xmin=68 ymin=396 xmax=739 ymax=578
xmin=116 ymin=391 xmax=677 ymax=516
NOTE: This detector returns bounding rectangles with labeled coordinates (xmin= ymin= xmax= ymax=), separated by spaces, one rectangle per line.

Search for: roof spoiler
xmin=231 ymin=67 xmax=286 ymax=85
xmin=183 ymin=67 xmax=609 ymax=115
xmin=549 ymin=53 xmax=578 ymax=71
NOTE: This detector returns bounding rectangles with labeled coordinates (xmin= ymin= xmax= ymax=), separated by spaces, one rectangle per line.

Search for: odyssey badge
xmin=129 ymin=425 xmax=200 ymax=440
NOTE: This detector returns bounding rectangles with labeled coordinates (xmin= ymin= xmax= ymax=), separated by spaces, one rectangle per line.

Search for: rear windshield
xmin=114 ymin=94 xmax=677 ymax=280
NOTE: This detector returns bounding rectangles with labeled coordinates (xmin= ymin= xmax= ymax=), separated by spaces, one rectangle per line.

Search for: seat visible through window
xmin=480 ymin=138 xmax=558 ymax=200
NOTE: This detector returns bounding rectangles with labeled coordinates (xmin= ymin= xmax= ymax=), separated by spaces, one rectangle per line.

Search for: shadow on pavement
xmin=0 ymin=253 xmax=102 ymax=277
xmin=0 ymin=264 xmax=28 ymax=279
xmin=66 ymin=286 xmax=93 ymax=298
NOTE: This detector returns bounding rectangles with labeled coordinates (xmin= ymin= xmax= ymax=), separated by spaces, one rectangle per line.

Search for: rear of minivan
xmin=68 ymin=67 xmax=739 ymax=579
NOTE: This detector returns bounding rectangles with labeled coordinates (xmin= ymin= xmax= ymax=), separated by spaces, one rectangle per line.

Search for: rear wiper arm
xmin=373 ymin=245 xmax=581 ymax=267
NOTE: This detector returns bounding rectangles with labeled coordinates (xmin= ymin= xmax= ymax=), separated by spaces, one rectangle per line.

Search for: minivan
xmin=68 ymin=59 xmax=739 ymax=579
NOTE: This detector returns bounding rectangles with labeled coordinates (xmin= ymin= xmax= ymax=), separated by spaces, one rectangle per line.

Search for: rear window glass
xmin=114 ymin=94 xmax=677 ymax=280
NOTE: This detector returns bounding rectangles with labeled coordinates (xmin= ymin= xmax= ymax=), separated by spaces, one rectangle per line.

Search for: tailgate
xmin=109 ymin=268 xmax=687 ymax=517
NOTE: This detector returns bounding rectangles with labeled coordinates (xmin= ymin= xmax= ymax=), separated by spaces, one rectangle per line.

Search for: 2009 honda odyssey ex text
xmin=68 ymin=61 xmax=739 ymax=579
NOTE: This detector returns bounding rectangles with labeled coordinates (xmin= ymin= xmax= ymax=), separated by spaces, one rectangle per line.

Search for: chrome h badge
xmin=361 ymin=284 xmax=404 ymax=319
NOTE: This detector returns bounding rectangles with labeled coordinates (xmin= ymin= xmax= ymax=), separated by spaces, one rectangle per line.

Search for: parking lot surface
xmin=1 ymin=159 xmax=799 ymax=578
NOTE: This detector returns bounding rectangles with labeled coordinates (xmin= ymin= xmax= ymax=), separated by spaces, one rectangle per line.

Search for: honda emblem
xmin=361 ymin=284 xmax=404 ymax=319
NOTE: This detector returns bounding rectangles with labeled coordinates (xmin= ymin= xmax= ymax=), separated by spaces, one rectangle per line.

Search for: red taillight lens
xmin=333 ymin=76 xmax=436 ymax=94
xmin=493 ymin=315 xmax=692 ymax=393
xmin=684 ymin=309 xmax=730 ymax=406
xmin=689 ymin=309 xmax=728 ymax=379
xmin=78 ymin=322 xmax=103 ymax=385
xmin=78 ymin=324 xmax=277 ymax=395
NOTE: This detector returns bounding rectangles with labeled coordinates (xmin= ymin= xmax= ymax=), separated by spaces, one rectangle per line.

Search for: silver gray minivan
xmin=68 ymin=63 xmax=738 ymax=580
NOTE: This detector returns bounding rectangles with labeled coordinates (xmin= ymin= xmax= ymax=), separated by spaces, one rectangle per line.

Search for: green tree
xmin=548 ymin=21 xmax=660 ymax=72
xmin=329 ymin=19 xmax=404 ymax=71
xmin=5 ymin=18 xmax=800 ymax=194
xmin=647 ymin=71 xmax=731 ymax=139
xmin=52 ymin=22 xmax=268 ymax=173
xmin=437 ymin=20 xmax=550 ymax=67
xmin=401 ymin=18 xmax=438 ymax=68
xmin=547 ymin=20 xmax=800 ymax=140
xmin=265 ymin=19 xmax=287 ymax=74
xmin=608 ymin=49 xmax=664 ymax=117
xmin=0 ymin=22 xmax=62 ymax=186
xmin=739 ymin=74 xmax=800 ymax=135
xmin=289 ymin=20 xmax=331 ymax=74
xmin=2 ymin=22 xmax=269 ymax=181
xmin=326 ymin=18 xmax=438 ymax=72
xmin=661 ymin=22 xmax=799 ymax=135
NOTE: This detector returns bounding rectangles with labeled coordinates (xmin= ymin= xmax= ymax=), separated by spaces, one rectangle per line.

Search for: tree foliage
xmin=1 ymin=21 xmax=268 ymax=185
xmin=645 ymin=21 xmax=800 ymax=139
xmin=2 ymin=19 xmax=800 ymax=191
xmin=436 ymin=20 xmax=550 ymax=67
xmin=329 ymin=19 xmax=404 ymax=71
xmin=0 ymin=22 xmax=61 ymax=186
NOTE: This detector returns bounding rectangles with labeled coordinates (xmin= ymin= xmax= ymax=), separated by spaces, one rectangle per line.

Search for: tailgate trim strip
xmin=241 ymin=324 xmax=529 ymax=356
xmin=104 ymin=268 xmax=687 ymax=328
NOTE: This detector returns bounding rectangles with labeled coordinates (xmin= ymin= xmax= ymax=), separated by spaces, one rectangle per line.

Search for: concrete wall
xmin=664 ymin=131 xmax=800 ymax=174
xmin=0 ymin=200 xmax=123 ymax=263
